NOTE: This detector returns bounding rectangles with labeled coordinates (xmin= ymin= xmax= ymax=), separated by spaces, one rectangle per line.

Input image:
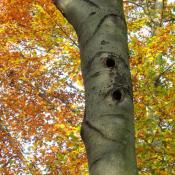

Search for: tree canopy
xmin=0 ymin=0 xmax=174 ymax=174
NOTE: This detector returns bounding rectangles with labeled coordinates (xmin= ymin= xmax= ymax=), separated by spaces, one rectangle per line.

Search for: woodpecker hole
xmin=106 ymin=58 xmax=115 ymax=68
xmin=112 ymin=89 xmax=122 ymax=101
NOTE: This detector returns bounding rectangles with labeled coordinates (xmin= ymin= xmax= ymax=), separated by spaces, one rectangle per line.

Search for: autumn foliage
xmin=0 ymin=0 xmax=174 ymax=174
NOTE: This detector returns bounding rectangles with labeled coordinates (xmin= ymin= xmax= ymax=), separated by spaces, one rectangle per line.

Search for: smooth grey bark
xmin=54 ymin=0 xmax=137 ymax=174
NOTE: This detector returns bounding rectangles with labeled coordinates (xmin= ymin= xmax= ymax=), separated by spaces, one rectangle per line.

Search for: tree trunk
xmin=54 ymin=0 xmax=137 ymax=174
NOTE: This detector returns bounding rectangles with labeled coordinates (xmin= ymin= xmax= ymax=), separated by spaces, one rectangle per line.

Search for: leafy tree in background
xmin=0 ymin=0 xmax=174 ymax=174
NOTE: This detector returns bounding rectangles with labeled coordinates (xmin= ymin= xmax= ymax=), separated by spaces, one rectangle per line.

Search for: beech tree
xmin=0 ymin=0 xmax=174 ymax=174
xmin=54 ymin=0 xmax=137 ymax=174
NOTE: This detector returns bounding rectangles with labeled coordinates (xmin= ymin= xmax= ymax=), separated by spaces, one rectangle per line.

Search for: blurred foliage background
xmin=0 ymin=0 xmax=174 ymax=174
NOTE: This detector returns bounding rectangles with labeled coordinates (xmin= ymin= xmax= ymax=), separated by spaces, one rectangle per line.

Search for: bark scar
xmin=82 ymin=0 xmax=100 ymax=8
xmin=84 ymin=120 xmax=119 ymax=142
xmin=85 ymin=14 xmax=123 ymax=46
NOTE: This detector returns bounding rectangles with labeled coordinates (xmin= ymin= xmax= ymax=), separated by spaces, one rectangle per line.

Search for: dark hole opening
xmin=112 ymin=89 xmax=122 ymax=101
xmin=106 ymin=58 xmax=115 ymax=68
xmin=90 ymin=12 xmax=96 ymax=16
